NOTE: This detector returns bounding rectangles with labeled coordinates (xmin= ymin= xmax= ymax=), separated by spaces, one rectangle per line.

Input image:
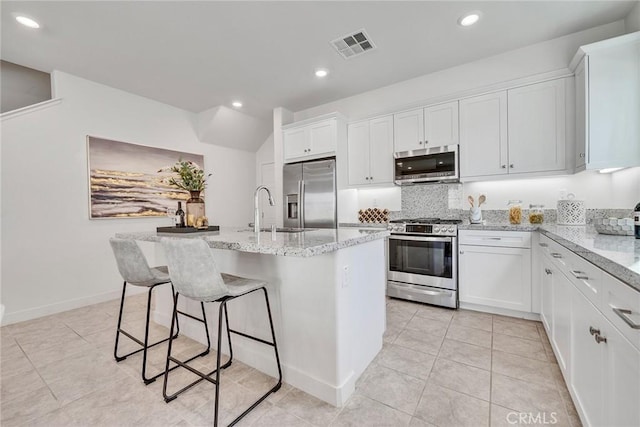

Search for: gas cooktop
xmin=389 ymin=218 xmax=462 ymax=225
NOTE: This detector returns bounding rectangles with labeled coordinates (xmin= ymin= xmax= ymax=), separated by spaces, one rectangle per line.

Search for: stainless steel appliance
xmin=387 ymin=218 xmax=460 ymax=308
xmin=283 ymin=158 xmax=337 ymax=229
xmin=394 ymin=145 xmax=459 ymax=185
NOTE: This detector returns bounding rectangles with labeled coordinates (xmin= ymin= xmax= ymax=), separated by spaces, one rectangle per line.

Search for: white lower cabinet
xmin=538 ymin=234 xmax=640 ymax=427
xmin=459 ymin=230 xmax=532 ymax=312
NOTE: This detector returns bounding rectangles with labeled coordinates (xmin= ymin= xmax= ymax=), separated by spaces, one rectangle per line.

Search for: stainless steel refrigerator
xmin=283 ymin=158 xmax=337 ymax=229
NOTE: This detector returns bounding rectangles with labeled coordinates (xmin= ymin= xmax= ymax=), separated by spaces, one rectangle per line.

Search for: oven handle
xmin=389 ymin=235 xmax=453 ymax=243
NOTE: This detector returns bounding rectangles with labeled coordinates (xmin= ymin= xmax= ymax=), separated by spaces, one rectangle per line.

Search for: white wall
xmin=1 ymin=71 xmax=256 ymax=324
xmin=625 ymin=2 xmax=640 ymax=33
xmin=463 ymin=168 xmax=640 ymax=211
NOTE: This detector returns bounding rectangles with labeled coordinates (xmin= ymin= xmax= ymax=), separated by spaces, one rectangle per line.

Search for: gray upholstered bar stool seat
xmin=161 ymin=238 xmax=282 ymax=427
xmin=109 ymin=238 xmax=210 ymax=384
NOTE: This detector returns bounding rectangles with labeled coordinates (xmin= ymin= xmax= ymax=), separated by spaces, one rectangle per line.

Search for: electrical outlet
xmin=342 ymin=265 xmax=349 ymax=288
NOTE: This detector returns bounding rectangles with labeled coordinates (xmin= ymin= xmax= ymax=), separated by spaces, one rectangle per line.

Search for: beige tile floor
xmin=0 ymin=294 xmax=582 ymax=426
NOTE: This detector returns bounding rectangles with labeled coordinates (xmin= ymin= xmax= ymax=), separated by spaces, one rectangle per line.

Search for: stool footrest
xmin=177 ymin=310 xmax=207 ymax=323
xmin=164 ymin=353 xmax=231 ymax=401
xmin=115 ymin=330 xmax=177 ymax=360
xmin=229 ymin=328 xmax=276 ymax=347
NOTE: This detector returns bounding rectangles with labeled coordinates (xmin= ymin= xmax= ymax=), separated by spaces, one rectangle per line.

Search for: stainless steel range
xmin=387 ymin=218 xmax=460 ymax=308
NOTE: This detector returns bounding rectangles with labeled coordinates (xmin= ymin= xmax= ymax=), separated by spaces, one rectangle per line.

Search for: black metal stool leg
xmin=262 ymin=287 xmax=283 ymax=385
xmin=213 ymin=300 xmax=226 ymax=427
xmin=163 ymin=292 xmax=180 ymax=401
xmin=114 ymin=281 xmax=128 ymax=361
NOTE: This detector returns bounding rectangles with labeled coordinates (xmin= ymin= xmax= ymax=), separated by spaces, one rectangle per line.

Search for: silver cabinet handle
xmin=539 ymin=243 xmax=548 ymax=247
xmin=369 ymin=176 xmax=373 ymax=180
xmin=501 ymin=165 xmax=506 ymax=169
xmin=589 ymin=326 xmax=600 ymax=336
xmin=544 ymin=268 xmax=552 ymax=275
xmin=579 ymin=153 xmax=585 ymax=158
xmin=551 ymin=253 xmax=562 ymax=258
xmin=365 ymin=177 xmax=369 ymax=180
xmin=418 ymin=141 xmax=423 ymax=145
xmin=510 ymin=164 xmax=514 ymax=168
xmin=459 ymin=250 xmax=464 ymax=254
xmin=594 ymin=334 xmax=607 ymax=344
xmin=570 ymin=270 xmax=589 ymax=280
xmin=612 ymin=307 xmax=640 ymax=329
xmin=424 ymin=140 xmax=428 ymax=145
xmin=483 ymin=237 xmax=502 ymax=240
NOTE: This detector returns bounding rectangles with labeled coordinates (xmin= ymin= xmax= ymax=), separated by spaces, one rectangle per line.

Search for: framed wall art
xmin=87 ymin=136 xmax=204 ymax=219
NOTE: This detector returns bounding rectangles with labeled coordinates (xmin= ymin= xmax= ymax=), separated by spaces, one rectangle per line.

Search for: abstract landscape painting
xmin=87 ymin=136 xmax=204 ymax=219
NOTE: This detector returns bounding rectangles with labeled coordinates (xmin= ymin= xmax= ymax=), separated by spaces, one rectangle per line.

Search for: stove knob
xmin=434 ymin=226 xmax=441 ymax=233
xmin=448 ymin=227 xmax=455 ymax=233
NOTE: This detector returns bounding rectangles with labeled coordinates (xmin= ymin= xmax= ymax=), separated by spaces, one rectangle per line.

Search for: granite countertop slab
xmin=116 ymin=227 xmax=390 ymax=258
xmin=539 ymin=224 xmax=640 ymax=292
xmin=458 ymin=222 xmax=540 ymax=232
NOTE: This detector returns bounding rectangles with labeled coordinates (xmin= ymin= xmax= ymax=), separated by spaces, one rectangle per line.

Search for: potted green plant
xmin=159 ymin=160 xmax=211 ymax=226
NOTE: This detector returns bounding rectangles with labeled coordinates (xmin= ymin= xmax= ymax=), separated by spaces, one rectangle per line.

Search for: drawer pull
xmin=612 ymin=307 xmax=640 ymax=330
xmin=589 ymin=326 xmax=600 ymax=336
xmin=594 ymin=333 xmax=607 ymax=344
xmin=570 ymin=270 xmax=589 ymax=281
xmin=551 ymin=253 xmax=563 ymax=258
xmin=483 ymin=237 xmax=502 ymax=240
xmin=539 ymin=243 xmax=549 ymax=247
xmin=544 ymin=269 xmax=552 ymax=275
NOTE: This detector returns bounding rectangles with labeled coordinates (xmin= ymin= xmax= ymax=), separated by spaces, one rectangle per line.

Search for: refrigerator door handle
xmin=298 ymin=180 xmax=305 ymax=229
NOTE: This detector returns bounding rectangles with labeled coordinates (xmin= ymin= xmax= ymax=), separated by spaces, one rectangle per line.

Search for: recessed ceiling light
xmin=15 ymin=15 xmax=40 ymax=29
xmin=315 ymin=69 xmax=328 ymax=78
xmin=458 ymin=12 xmax=481 ymax=27
xmin=232 ymin=101 xmax=243 ymax=108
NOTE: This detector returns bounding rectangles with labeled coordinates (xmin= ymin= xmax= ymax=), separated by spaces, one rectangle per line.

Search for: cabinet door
xmin=588 ymin=39 xmax=640 ymax=169
xmin=540 ymin=255 xmax=554 ymax=333
xmin=603 ymin=321 xmax=640 ymax=427
xmin=458 ymin=245 xmax=532 ymax=312
xmin=552 ymin=269 xmax=572 ymax=374
xmin=368 ymin=115 xmax=394 ymax=184
xmin=347 ymin=121 xmax=370 ymax=186
xmin=424 ymin=101 xmax=459 ymax=148
xmin=459 ymin=91 xmax=508 ymax=178
xmin=309 ymin=119 xmax=337 ymax=155
xmin=393 ymin=108 xmax=424 ymax=153
xmin=570 ymin=284 xmax=604 ymax=427
xmin=283 ymin=127 xmax=308 ymax=161
xmin=574 ymin=58 xmax=587 ymax=170
xmin=508 ymin=79 xmax=566 ymax=174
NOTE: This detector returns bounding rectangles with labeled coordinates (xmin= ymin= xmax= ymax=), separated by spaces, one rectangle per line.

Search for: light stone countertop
xmin=539 ymin=224 xmax=640 ymax=292
xmin=116 ymin=227 xmax=390 ymax=258
xmin=459 ymin=221 xmax=640 ymax=292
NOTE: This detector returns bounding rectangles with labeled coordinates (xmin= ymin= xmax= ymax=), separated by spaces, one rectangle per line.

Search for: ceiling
xmin=2 ymin=1 xmax=637 ymax=123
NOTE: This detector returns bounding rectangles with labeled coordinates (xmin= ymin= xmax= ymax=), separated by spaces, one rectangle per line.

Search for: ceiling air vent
xmin=331 ymin=29 xmax=376 ymax=59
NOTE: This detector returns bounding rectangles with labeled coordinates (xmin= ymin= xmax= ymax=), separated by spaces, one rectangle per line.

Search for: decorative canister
xmin=529 ymin=204 xmax=544 ymax=224
xmin=508 ymin=200 xmax=522 ymax=224
xmin=557 ymin=193 xmax=585 ymax=225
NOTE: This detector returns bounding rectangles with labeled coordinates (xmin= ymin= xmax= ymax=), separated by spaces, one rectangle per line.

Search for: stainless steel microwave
xmin=394 ymin=145 xmax=459 ymax=185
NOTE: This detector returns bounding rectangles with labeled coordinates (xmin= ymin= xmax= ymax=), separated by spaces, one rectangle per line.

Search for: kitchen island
xmin=116 ymin=227 xmax=389 ymax=406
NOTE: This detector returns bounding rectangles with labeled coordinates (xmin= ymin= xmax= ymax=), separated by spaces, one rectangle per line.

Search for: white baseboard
xmin=1 ymin=287 xmax=144 ymax=326
xmin=153 ymin=309 xmax=347 ymax=406
xmin=460 ymin=302 xmax=542 ymax=321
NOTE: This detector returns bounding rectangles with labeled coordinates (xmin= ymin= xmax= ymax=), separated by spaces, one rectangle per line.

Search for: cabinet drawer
xmin=602 ymin=273 xmax=640 ymax=352
xmin=459 ymin=230 xmax=531 ymax=248
xmin=564 ymin=251 xmax=603 ymax=309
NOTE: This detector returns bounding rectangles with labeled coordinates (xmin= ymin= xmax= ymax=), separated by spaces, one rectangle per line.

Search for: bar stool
xmin=109 ymin=238 xmax=210 ymax=384
xmin=161 ymin=238 xmax=282 ymax=427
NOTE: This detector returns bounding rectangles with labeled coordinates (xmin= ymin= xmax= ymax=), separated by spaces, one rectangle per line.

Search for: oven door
xmin=388 ymin=234 xmax=457 ymax=290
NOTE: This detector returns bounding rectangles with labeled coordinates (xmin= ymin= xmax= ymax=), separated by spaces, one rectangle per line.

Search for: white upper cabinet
xmin=348 ymin=115 xmax=394 ymax=186
xmin=460 ymin=91 xmax=508 ymax=178
xmin=508 ymin=79 xmax=566 ymax=174
xmin=460 ymin=78 xmax=568 ymax=179
xmin=424 ymin=101 xmax=459 ymax=149
xmin=572 ymin=32 xmax=640 ymax=170
xmin=394 ymin=101 xmax=458 ymax=153
xmin=283 ymin=118 xmax=338 ymax=163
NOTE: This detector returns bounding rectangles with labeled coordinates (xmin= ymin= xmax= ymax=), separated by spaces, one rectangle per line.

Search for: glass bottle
xmin=175 ymin=202 xmax=186 ymax=228
xmin=529 ymin=204 xmax=545 ymax=224
xmin=508 ymin=200 xmax=522 ymax=225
